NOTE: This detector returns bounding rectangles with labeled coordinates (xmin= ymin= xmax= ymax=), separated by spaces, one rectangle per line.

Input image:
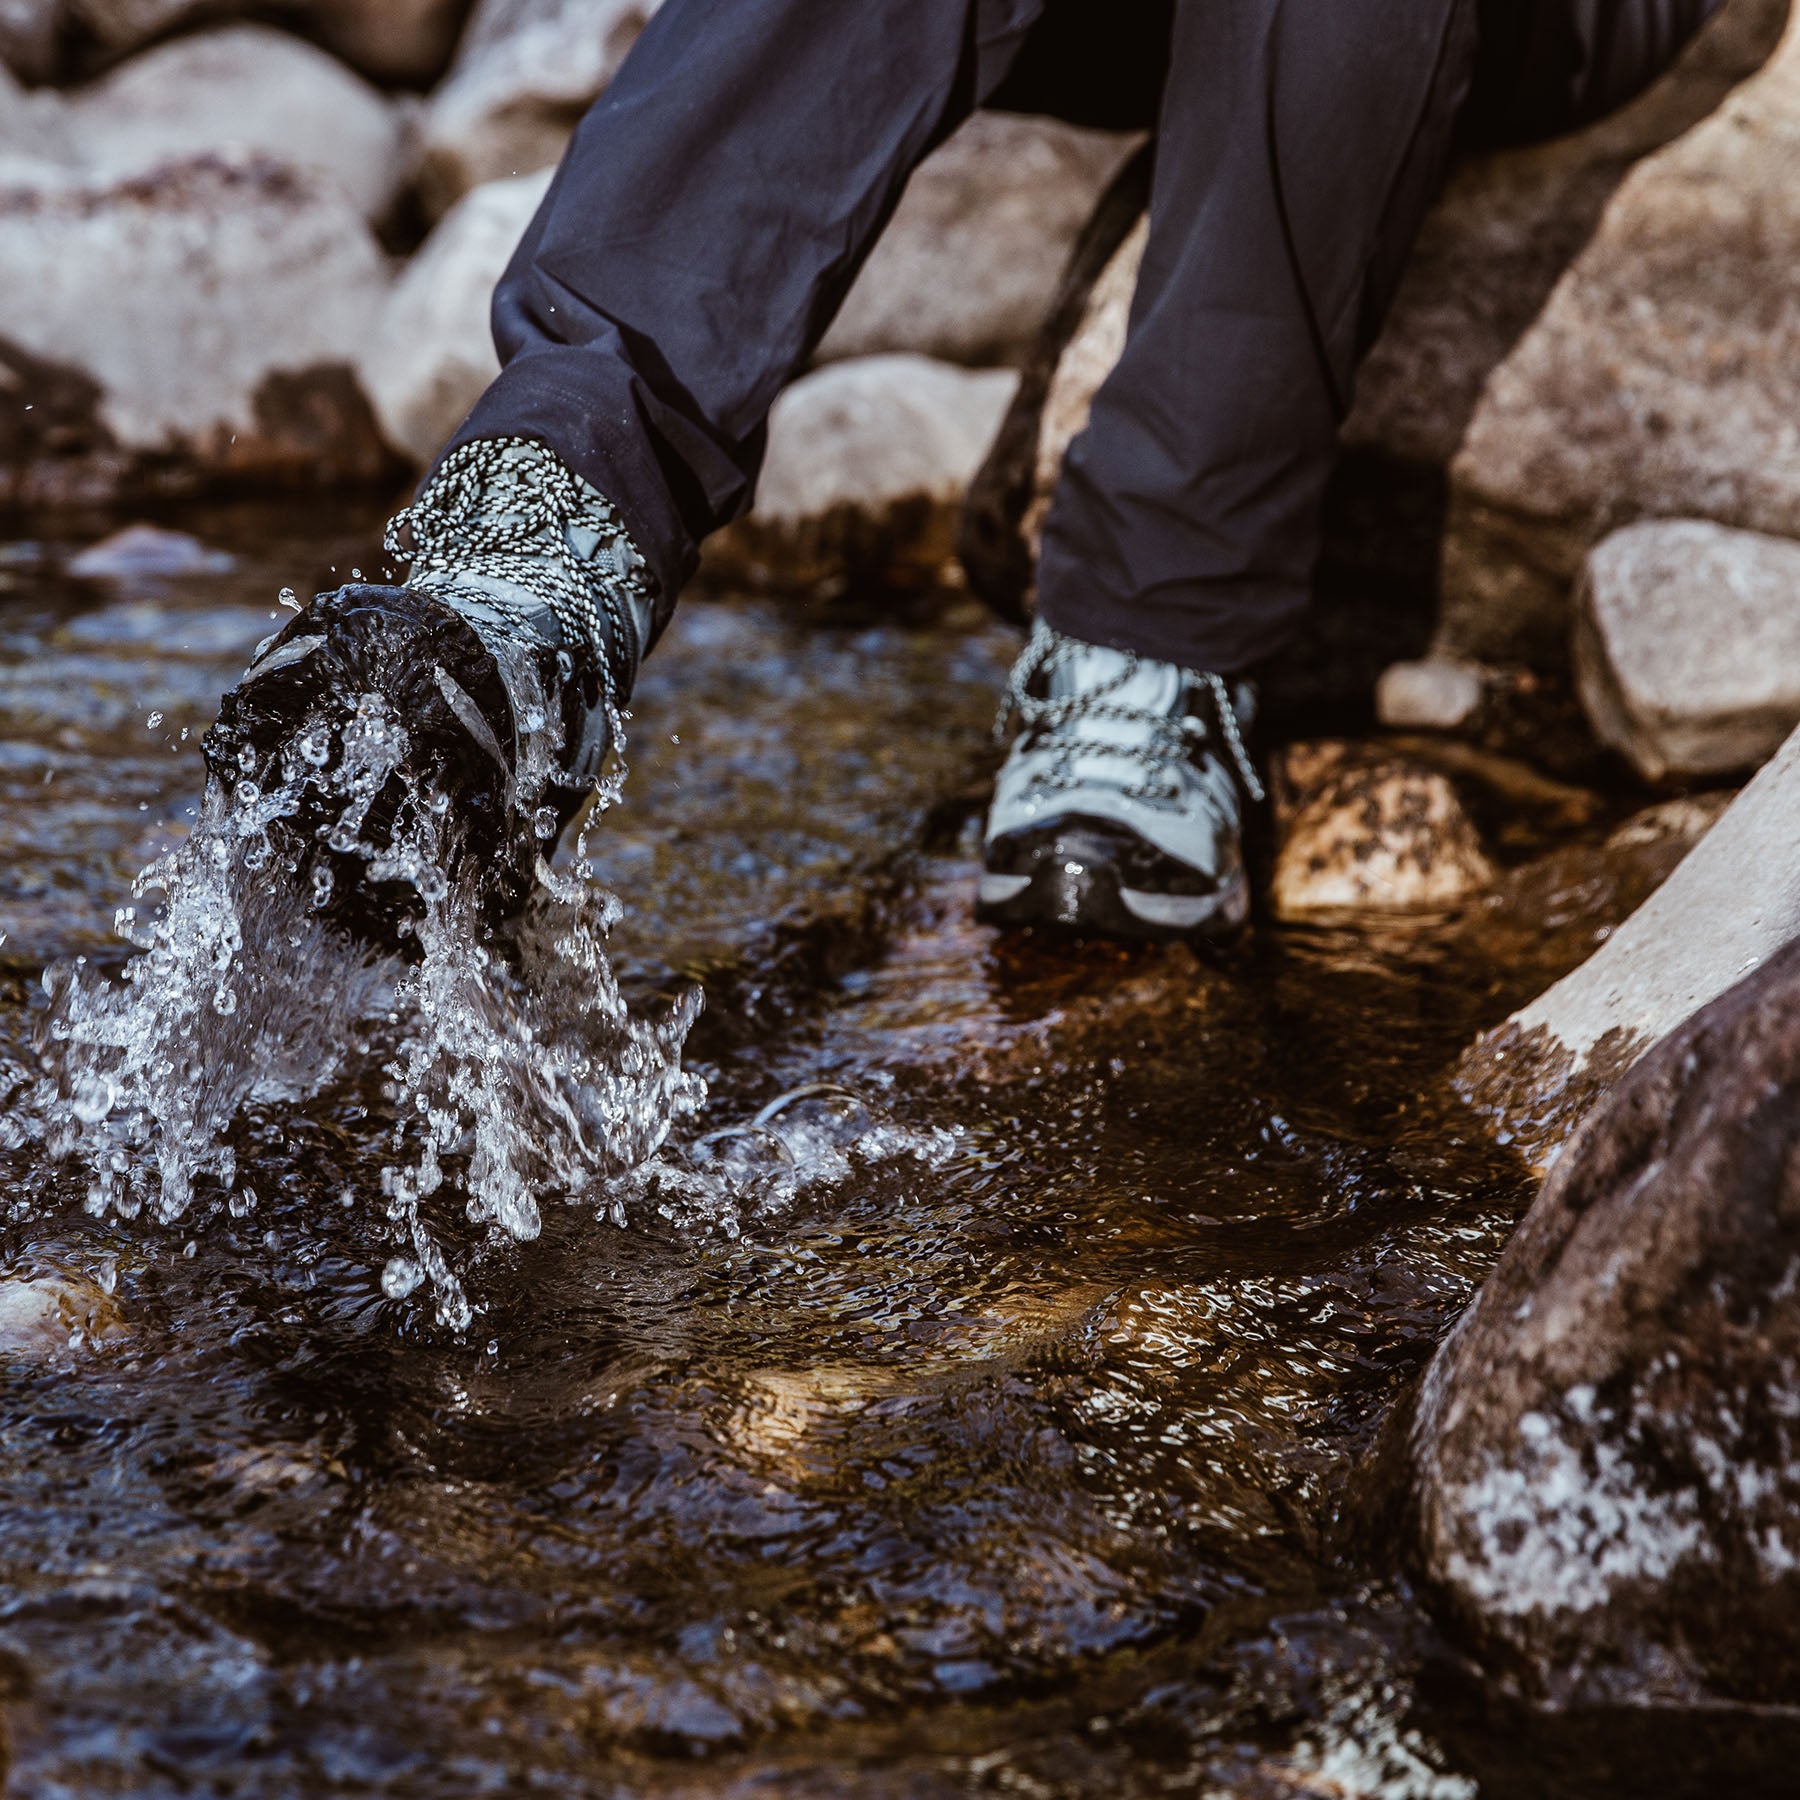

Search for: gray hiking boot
xmin=205 ymin=437 xmax=656 ymax=950
xmin=977 ymin=622 xmax=1264 ymax=941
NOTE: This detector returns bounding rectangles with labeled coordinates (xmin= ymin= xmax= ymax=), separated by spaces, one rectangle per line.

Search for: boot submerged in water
xmin=978 ymin=622 xmax=1264 ymax=942
xmin=204 ymin=438 xmax=657 ymax=953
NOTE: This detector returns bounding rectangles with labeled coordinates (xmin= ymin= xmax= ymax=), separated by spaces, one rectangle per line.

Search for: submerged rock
xmin=414 ymin=0 xmax=654 ymax=215
xmin=1415 ymin=934 xmax=1800 ymax=1706
xmin=1575 ymin=519 xmax=1800 ymax=782
xmin=358 ymin=167 xmax=551 ymax=466
xmin=1270 ymin=751 xmax=1494 ymax=919
xmin=1458 ymin=722 xmax=1800 ymax=1164
xmin=817 ymin=113 xmax=1139 ymax=371
xmin=66 ymin=521 xmax=234 ymax=578
xmin=0 ymin=1266 xmax=125 ymax=1357
xmin=706 ymin=355 xmax=1017 ymax=593
xmin=0 ymin=152 xmax=396 ymax=506
xmin=60 ymin=24 xmax=409 ymax=223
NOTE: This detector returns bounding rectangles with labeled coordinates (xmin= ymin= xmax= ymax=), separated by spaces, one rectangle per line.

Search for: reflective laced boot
xmin=978 ymin=622 xmax=1264 ymax=941
xmin=203 ymin=437 xmax=657 ymax=951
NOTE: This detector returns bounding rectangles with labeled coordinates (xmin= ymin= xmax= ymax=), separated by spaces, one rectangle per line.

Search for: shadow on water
xmin=1 ymin=504 xmax=1798 ymax=1796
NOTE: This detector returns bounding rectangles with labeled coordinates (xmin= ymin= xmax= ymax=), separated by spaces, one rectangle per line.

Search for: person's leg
xmin=1033 ymin=0 xmax=1482 ymax=675
xmin=980 ymin=0 xmax=1718 ymax=942
xmin=1036 ymin=0 xmax=1722 ymax=678
xmin=446 ymin=0 xmax=1052 ymax=640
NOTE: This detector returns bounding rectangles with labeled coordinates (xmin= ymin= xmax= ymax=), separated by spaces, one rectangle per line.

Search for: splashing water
xmin=17 ymin=657 xmax=706 ymax=1328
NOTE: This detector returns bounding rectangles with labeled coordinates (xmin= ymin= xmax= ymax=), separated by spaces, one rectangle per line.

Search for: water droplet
xmin=146 ymin=711 xmax=163 ymax=730
xmin=182 ymin=1240 xmax=198 ymax=1259
xmin=381 ymin=1257 xmax=423 ymax=1300
xmin=278 ymin=586 xmax=300 ymax=611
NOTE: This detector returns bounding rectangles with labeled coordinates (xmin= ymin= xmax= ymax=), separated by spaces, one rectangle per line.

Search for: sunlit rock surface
xmin=1271 ymin=747 xmax=1495 ymax=919
xmin=413 ymin=0 xmax=654 ymax=215
xmin=705 ymin=355 xmax=1018 ymax=593
xmin=1575 ymin=519 xmax=1800 ymax=782
xmin=1458 ymin=724 xmax=1800 ymax=1163
xmin=0 ymin=1264 xmax=125 ymax=1357
xmin=358 ymin=167 xmax=551 ymax=465
xmin=817 ymin=113 xmax=1139 ymax=372
xmin=59 ymin=23 xmax=408 ymax=221
xmin=1417 ymin=934 xmax=1800 ymax=1706
xmin=0 ymin=152 xmax=396 ymax=505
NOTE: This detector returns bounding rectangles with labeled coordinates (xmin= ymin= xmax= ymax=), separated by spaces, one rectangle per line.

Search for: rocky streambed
xmin=0 ymin=505 xmax=1793 ymax=1796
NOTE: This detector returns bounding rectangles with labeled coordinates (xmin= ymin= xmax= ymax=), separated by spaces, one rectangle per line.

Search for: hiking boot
xmin=977 ymin=622 xmax=1264 ymax=941
xmin=203 ymin=437 xmax=657 ymax=951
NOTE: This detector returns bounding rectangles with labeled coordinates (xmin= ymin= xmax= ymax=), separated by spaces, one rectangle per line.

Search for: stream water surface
xmin=0 ymin=504 xmax=1783 ymax=1798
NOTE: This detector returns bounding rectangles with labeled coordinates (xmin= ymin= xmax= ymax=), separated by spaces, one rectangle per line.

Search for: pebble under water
xmin=0 ymin=505 xmax=1791 ymax=1798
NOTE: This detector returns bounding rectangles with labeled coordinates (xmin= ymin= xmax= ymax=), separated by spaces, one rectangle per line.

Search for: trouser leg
xmin=444 ymin=0 xmax=1050 ymax=641
xmin=1037 ymin=0 xmax=1720 ymax=675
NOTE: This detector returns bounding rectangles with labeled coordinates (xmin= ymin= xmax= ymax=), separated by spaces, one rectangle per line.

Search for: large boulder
xmin=1414 ymin=934 xmax=1800 ymax=1706
xmin=1439 ymin=0 xmax=1800 ymax=666
xmin=357 ymin=167 xmax=550 ymax=466
xmin=1574 ymin=518 xmax=1800 ymax=782
xmin=61 ymin=24 xmax=407 ymax=221
xmin=0 ymin=152 xmax=397 ymax=506
xmin=958 ymin=0 xmax=1785 ymax=635
xmin=413 ymin=0 xmax=655 ymax=216
xmin=1457 ymin=721 xmax=1800 ymax=1166
xmin=706 ymin=354 xmax=1018 ymax=593
xmin=816 ymin=113 xmax=1139 ymax=370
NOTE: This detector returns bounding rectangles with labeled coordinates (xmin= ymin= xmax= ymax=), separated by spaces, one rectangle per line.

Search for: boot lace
xmin=994 ymin=624 xmax=1265 ymax=805
xmin=385 ymin=436 xmax=654 ymax=708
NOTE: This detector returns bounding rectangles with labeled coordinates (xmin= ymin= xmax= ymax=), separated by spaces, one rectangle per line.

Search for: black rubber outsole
xmin=204 ymin=585 xmax=530 ymax=955
xmin=975 ymin=857 xmax=1248 ymax=945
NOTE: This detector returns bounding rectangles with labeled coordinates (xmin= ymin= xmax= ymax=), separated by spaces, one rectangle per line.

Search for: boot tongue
xmin=1047 ymin=641 xmax=1184 ymax=749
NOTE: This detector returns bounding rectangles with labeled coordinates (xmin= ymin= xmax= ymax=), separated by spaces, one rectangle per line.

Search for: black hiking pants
xmin=446 ymin=0 xmax=1720 ymax=674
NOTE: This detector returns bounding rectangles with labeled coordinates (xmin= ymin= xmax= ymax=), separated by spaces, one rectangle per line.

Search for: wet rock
xmin=817 ymin=113 xmax=1139 ymax=371
xmin=357 ymin=166 xmax=549 ymax=467
xmin=706 ymin=355 xmax=1018 ymax=593
xmin=1442 ymin=2 xmax=1800 ymax=667
xmin=1415 ymin=933 xmax=1800 ymax=1706
xmin=413 ymin=0 xmax=654 ymax=216
xmin=1375 ymin=658 xmax=1486 ymax=733
xmin=1270 ymin=752 xmax=1495 ymax=919
xmin=0 ymin=153 xmax=397 ymax=506
xmin=66 ymin=521 xmax=233 ymax=577
xmin=0 ymin=1267 xmax=125 ymax=1356
xmin=1458 ymin=724 xmax=1800 ymax=1165
xmin=1575 ymin=519 xmax=1800 ymax=783
xmin=61 ymin=24 xmax=408 ymax=223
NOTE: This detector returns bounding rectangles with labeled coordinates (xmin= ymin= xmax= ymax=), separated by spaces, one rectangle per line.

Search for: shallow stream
xmin=0 ymin=504 xmax=1788 ymax=1797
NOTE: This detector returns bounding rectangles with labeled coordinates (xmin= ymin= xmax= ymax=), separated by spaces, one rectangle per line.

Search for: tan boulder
xmin=413 ymin=0 xmax=655 ymax=215
xmin=358 ymin=166 xmax=550 ymax=466
xmin=708 ymin=355 xmax=1017 ymax=592
xmin=817 ymin=112 xmax=1139 ymax=370
xmin=0 ymin=152 xmax=396 ymax=506
xmin=62 ymin=23 xmax=407 ymax=221
xmin=1441 ymin=0 xmax=1800 ymax=666
xmin=1575 ymin=518 xmax=1800 ymax=782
